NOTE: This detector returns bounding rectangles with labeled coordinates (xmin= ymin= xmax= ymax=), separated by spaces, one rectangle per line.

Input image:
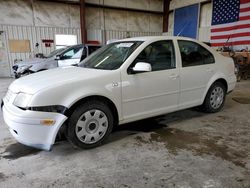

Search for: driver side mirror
xmin=131 ymin=62 xmax=152 ymax=74
xmin=55 ymin=55 xmax=60 ymax=60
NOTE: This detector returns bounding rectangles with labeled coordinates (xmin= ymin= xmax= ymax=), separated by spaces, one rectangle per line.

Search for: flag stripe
xmin=211 ymin=40 xmax=250 ymax=46
xmin=211 ymin=20 xmax=250 ymax=29
xmin=239 ymin=15 xmax=250 ymax=20
xmin=239 ymin=11 xmax=250 ymax=16
xmin=211 ymin=36 xmax=250 ymax=43
xmin=211 ymin=28 xmax=250 ymax=36
xmin=211 ymin=32 xmax=250 ymax=39
xmin=240 ymin=0 xmax=250 ymax=5
xmin=240 ymin=7 xmax=250 ymax=12
xmin=240 ymin=2 xmax=250 ymax=8
xmin=211 ymin=23 xmax=250 ymax=32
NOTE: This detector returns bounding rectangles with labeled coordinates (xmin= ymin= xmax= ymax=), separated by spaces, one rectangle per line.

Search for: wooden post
xmin=163 ymin=0 xmax=171 ymax=32
xmin=80 ymin=0 xmax=87 ymax=43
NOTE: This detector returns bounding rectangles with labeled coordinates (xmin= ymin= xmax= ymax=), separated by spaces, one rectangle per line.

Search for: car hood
xmin=9 ymin=66 xmax=111 ymax=94
xmin=15 ymin=58 xmax=47 ymax=66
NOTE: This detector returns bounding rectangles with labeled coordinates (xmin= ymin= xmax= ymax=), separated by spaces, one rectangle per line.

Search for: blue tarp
xmin=174 ymin=4 xmax=199 ymax=39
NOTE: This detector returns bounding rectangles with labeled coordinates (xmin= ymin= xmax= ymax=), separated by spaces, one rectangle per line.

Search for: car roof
xmin=116 ymin=36 xmax=199 ymax=42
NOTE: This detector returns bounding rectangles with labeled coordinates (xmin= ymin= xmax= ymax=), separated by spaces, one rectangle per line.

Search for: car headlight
xmin=18 ymin=65 xmax=32 ymax=73
xmin=13 ymin=93 xmax=33 ymax=108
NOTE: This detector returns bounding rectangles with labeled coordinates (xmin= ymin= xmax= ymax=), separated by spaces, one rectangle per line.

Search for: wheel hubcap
xmin=210 ymin=86 xmax=224 ymax=109
xmin=75 ymin=109 xmax=108 ymax=144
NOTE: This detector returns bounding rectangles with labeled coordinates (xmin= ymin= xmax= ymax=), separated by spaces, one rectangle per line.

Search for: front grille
xmin=12 ymin=65 xmax=18 ymax=71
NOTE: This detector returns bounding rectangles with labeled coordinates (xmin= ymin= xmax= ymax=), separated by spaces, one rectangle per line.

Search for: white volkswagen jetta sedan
xmin=1 ymin=36 xmax=236 ymax=150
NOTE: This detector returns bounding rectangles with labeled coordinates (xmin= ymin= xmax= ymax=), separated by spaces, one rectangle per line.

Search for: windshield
xmin=79 ymin=41 xmax=143 ymax=70
xmin=45 ymin=48 xmax=66 ymax=58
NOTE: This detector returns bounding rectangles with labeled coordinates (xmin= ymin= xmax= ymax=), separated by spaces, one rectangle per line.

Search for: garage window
xmin=55 ymin=34 xmax=77 ymax=49
xmin=131 ymin=40 xmax=176 ymax=72
xmin=178 ymin=40 xmax=215 ymax=67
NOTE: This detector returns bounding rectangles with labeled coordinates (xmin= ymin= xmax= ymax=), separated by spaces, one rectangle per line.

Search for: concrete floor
xmin=0 ymin=78 xmax=250 ymax=188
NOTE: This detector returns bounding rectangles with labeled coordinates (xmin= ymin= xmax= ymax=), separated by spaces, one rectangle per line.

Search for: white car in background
xmin=13 ymin=44 xmax=101 ymax=78
xmin=2 ymin=36 xmax=236 ymax=150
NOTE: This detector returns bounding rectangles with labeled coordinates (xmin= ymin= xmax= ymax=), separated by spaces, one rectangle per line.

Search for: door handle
xmin=169 ymin=74 xmax=179 ymax=79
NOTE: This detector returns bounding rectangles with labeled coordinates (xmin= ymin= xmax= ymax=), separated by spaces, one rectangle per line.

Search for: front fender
xmin=28 ymin=76 xmax=122 ymax=122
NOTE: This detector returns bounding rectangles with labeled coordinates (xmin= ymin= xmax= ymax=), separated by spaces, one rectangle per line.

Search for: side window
xmin=61 ymin=47 xmax=83 ymax=60
xmin=178 ymin=40 xmax=215 ymax=67
xmin=132 ymin=40 xmax=176 ymax=72
xmin=88 ymin=46 xmax=101 ymax=55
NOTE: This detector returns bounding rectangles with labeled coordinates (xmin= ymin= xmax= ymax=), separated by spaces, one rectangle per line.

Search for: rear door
xmin=177 ymin=40 xmax=216 ymax=109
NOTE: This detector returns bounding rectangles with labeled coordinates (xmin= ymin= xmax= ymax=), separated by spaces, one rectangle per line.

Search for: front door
xmin=121 ymin=40 xmax=180 ymax=122
xmin=58 ymin=46 xmax=83 ymax=67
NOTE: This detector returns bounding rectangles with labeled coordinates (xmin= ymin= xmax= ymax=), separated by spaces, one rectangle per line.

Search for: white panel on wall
xmin=0 ymin=0 xmax=33 ymax=26
xmin=86 ymin=0 xmax=163 ymax=12
xmin=69 ymin=5 xmax=80 ymax=28
xmin=85 ymin=0 xmax=101 ymax=4
xmin=149 ymin=0 xmax=163 ymax=12
xmin=198 ymin=3 xmax=212 ymax=43
xmin=150 ymin=15 xmax=163 ymax=32
xmin=104 ymin=0 xmax=126 ymax=7
xmin=200 ymin=3 xmax=212 ymax=27
xmin=127 ymin=12 xmax=150 ymax=32
xmin=86 ymin=7 xmax=102 ymax=29
xmin=126 ymin=0 xmax=150 ymax=10
xmin=104 ymin=9 xmax=127 ymax=31
xmin=198 ymin=27 xmax=211 ymax=42
xmin=33 ymin=1 xmax=70 ymax=27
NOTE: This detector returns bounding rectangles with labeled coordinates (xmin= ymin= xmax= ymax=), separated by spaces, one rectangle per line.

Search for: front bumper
xmin=2 ymin=100 xmax=68 ymax=151
xmin=227 ymin=74 xmax=237 ymax=93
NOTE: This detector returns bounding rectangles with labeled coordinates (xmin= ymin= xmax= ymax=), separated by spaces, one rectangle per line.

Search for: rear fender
xmin=201 ymin=72 xmax=227 ymax=103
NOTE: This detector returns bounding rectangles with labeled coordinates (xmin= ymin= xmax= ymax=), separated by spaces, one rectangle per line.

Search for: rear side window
xmin=178 ymin=40 xmax=215 ymax=67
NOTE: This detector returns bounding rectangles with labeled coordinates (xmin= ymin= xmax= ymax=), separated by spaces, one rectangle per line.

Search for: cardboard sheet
xmin=9 ymin=40 xmax=30 ymax=53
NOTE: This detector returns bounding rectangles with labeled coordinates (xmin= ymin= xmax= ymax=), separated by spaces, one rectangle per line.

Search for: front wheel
xmin=202 ymin=82 xmax=226 ymax=113
xmin=67 ymin=101 xmax=114 ymax=149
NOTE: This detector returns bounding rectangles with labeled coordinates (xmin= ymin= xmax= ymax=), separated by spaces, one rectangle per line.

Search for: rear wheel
xmin=67 ymin=101 xmax=114 ymax=149
xmin=202 ymin=82 xmax=226 ymax=113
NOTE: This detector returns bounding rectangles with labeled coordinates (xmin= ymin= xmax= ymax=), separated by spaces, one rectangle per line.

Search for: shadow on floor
xmin=0 ymin=108 xmax=206 ymax=158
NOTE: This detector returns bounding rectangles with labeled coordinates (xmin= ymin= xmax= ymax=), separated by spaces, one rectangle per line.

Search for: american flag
xmin=211 ymin=0 xmax=250 ymax=48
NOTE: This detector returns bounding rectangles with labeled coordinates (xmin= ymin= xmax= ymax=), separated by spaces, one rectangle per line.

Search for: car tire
xmin=14 ymin=74 xmax=20 ymax=79
xmin=202 ymin=82 xmax=226 ymax=113
xmin=237 ymin=74 xmax=241 ymax=82
xmin=67 ymin=100 xmax=114 ymax=149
